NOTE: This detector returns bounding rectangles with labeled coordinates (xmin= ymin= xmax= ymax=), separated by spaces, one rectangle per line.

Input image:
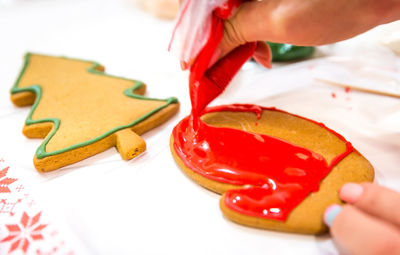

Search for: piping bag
xmin=169 ymin=0 xmax=270 ymax=121
xmin=169 ymin=0 xmax=354 ymax=222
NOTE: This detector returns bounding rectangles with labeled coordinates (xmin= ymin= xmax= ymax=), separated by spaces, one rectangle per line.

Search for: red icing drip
xmin=172 ymin=0 xmax=354 ymax=221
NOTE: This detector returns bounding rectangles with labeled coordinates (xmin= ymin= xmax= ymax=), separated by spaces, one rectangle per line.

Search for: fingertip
xmin=265 ymin=41 xmax=272 ymax=68
xmin=340 ymin=183 xmax=364 ymax=204
xmin=253 ymin=56 xmax=272 ymax=69
xmin=253 ymin=41 xmax=272 ymax=69
xmin=324 ymin=204 xmax=342 ymax=227
xmin=180 ymin=61 xmax=188 ymax=70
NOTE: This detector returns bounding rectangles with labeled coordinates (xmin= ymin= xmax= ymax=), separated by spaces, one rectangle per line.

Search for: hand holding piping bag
xmin=172 ymin=0 xmax=272 ymax=70
xmin=215 ymin=0 xmax=400 ymax=67
xmin=170 ymin=0 xmax=271 ymax=113
xmin=176 ymin=0 xmax=400 ymax=70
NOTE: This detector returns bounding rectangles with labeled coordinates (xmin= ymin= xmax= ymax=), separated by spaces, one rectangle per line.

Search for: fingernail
xmin=265 ymin=60 xmax=272 ymax=69
xmin=180 ymin=61 xmax=188 ymax=70
xmin=324 ymin=204 xmax=342 ymax=227
xmin=254 ymin=42 xmax=272 ymax=69
xmin=340 ymin=183 xmax=363 ymax=203
xmin=265 ymin=44 xmax=272 ymax=69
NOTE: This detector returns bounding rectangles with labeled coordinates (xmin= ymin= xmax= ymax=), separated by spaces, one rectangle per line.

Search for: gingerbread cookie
xmin=11 ymin=53 xmax=179 ymax=172
xmin=169 ymin=0 xmax=373 ymax=234
xmin=170 ymin=106 xmax=374 ymax=234
xmin=136 ymin=0 xmax=179 ymax=20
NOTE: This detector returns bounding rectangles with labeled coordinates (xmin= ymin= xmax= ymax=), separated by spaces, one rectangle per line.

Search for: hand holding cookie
xmin=324 ymin=183 xmax=400 ymax=255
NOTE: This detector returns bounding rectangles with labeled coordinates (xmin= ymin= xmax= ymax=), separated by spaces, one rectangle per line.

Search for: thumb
xmin=218 ymin=1 xmax=274 ymax=68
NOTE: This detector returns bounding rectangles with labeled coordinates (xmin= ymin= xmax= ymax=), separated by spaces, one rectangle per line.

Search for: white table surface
xmin=0 ymin=0 xmax=399 ymax=254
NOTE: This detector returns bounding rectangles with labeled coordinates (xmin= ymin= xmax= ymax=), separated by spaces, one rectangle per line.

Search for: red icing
xmin=172 ymin=0 xmax=354 ymax=221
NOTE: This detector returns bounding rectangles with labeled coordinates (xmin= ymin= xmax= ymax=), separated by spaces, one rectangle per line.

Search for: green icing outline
xmin=11 ymin=52 xmax=178 ymax=159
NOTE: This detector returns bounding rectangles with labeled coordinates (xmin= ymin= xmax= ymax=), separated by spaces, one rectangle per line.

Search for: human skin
xmin=219 ymin=0 xmax=400 ymax=67
xmin=326 ymin=183 xmax=400 ymax=255
xmin=177 ymin=1 xmax=400 ymax=252
xmin=223 ymin=2 xmax=400 ymax=253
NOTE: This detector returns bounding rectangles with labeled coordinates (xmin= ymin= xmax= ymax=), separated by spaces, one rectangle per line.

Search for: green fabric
xmin=268 ymin=42 xmax=314 ymax=62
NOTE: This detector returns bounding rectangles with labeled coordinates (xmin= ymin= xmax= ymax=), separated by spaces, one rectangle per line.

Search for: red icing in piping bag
xmin=172 ymin=0 xmax=353 ymax=221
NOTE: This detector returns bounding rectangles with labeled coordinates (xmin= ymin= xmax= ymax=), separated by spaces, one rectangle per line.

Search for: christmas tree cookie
xmin=11 ymin=53 xmax=179 ymax=172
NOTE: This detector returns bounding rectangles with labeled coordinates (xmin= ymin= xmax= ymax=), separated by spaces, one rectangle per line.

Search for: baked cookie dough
xmin=170 ymin=108 xmax=374 ymax=234
xmin=136 ymin=0 xmax=179 ymax=19
xmin=11 ymin=53 xmax=179 ymax=172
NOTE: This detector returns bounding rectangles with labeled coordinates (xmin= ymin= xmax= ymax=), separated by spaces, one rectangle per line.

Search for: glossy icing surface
xmin=172 ymin=0 xmax=353 ymax=220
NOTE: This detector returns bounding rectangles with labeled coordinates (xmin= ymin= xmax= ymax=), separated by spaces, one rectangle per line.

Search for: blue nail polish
xmin=324 ymin=204 xmax=342 ymax=227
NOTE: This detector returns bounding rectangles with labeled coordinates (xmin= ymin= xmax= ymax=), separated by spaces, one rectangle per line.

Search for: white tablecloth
xmin=0 ymin=1 xmax=399 ymax=254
